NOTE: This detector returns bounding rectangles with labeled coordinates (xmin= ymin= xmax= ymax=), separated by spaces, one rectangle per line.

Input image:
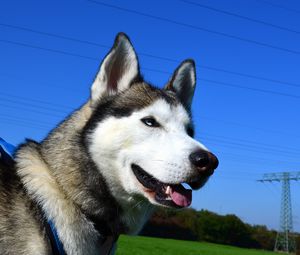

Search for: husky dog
xmin=0 ymin=33 xmax=218 ymax=255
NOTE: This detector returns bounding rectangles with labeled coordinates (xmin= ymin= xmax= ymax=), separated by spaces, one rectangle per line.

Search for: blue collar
xmin=0 ymin=138 xmax=66 ymax=255
xmin=46 ymin=220 xmax=66 ymax=255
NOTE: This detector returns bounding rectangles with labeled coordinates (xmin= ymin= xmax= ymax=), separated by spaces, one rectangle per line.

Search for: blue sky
xmin=0 ymin=0 xmax=300 ymax=232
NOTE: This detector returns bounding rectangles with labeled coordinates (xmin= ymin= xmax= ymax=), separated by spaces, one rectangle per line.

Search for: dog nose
xmin=189 ymin=150 xmax=219 ymax=173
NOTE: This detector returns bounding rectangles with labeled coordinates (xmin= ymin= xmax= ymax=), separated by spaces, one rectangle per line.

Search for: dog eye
xmin=141 ymin=117 xmax=160 ymax=127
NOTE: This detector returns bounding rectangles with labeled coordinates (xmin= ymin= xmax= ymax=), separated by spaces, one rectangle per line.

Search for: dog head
xmin=84 ymin=33 xmax=218 ymax=209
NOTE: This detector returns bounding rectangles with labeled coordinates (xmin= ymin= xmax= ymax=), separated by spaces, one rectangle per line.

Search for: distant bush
xmin=296 ymin=235 xmax=300 ymax=255
xmin=196 ymin=210 xmax=260 ymax=248
xmin=140 ymin=208 xmax=289 ymax=251
xmin=140 ymin=208 xmax=197 ymax=241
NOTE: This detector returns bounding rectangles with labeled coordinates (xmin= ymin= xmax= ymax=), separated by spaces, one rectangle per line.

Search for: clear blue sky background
xmin=0 ymin=0 xmax=299 ymax=232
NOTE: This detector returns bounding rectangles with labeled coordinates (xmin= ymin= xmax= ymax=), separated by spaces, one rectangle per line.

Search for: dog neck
xmin=42 ymin=100 xmax=154 ymax=235
xmin=16 ymin=141 xmax=105 ymax=254
xmin=15 ymin=102 xmax=152 ymax=254
xmin=15 ymin=103 xmax=122 ymax=254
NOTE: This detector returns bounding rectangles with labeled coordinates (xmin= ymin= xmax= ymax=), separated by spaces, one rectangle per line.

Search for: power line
xmin=1 ymin=110 xmax=299 ymax=166
xmin=214 ymin=176 xmax=256 ymax=182
xmin=1 ymin=90 xmax=299 ymax=157
xmin=0 ymin=39 xmax=99 ymax=62
xmin=0 ymin=72 xmax=82 ymax=92
xmin=2 ymin=119 xmax=48 ymax=131
xmin=200 ymin=78 xmax=300 ymax=99
xmin=201 ymin=135 xmax=300 ymax=157
xmin=0 ymin=115 xmax=276 ymax=173
xmin=257 ymin=0 xmax=300 ymax=15
xmin=1 ymin=114 xmax=297 ymax=181
xmin=197 ymin=65 xmax=300 ymax=89
xmin=1 ymin=93 xmax=299 ymax=161
xmin=1 ymin=22 xmax=300 ymax=88
xmin=0 ymin=96 xmax=69 ymax=115
xmin=1 ymin=81 xmax=300 ymax=154
xmin=87 ymin=0 xmax=300 ymax=56
xmin=198 ymin=116 xmax=300 ymax=140
xmin=0 ymin=37 xmax=298 ymax=160
xmin=0 ymin=113 xmax=54 ymax=126
xmin=0 ymin=92 xmax=74 ymax=111
xmin=0 ymin=116 xmax=50 ymax=130
xmin=1 ymin=70 xmax=299 ymax=140
xmin=0 ymin=114 xmax=295 ymax=164
xmin=210 ymin=150 xmax=299 ymax=167
xmin=217 ymin=169 xmax=257 ymax=176
xmin=180 ymin=0 xmax=300 ymax=35
xmin=0 ymin=23 xmax=109 ymax=49
xmin=206 ymin=141 xmax=300 ymax=165
xmin=0 ymin=102 xmax=64 ymax=118
xmin=214 ymin=177 xmax=255 ymax=182
xmin=210 ymin=144 xmax=300 ymax=163
xmin=2 ymin=38 xmax=299 ymax=101
xmin=213 ymin=149 xmax=299 ymax=165
xmin=1 ymin=37 xmax=300 ymax=157
xmin=145 ymin=67 xmax=300 ymax=99
xmin=0 ymin=38 xmax=300 ymax=158
xmin=0 ymin=75 xmax=300 ymax=145
xmin=201 ymin=132 xmax=300 ymax=153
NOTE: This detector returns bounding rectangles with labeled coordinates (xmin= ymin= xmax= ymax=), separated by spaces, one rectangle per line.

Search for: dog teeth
xmin=165 ymin=185 xmax=171 ymax=195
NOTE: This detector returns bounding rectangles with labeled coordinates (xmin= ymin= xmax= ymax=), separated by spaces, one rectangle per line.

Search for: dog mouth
xmin=131 ymin=164 xmax=206 ymax=208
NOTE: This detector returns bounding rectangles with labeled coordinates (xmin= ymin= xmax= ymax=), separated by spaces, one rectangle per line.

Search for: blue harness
xmin=0 ymin=138 xmax=66 ymax=255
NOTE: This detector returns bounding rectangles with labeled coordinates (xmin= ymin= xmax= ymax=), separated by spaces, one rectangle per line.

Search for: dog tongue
xmin=169 ymin=184 xmax=192 ymax=207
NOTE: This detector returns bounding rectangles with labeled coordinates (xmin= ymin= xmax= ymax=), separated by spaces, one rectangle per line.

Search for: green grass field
xmin=116 ymin=235 xmax=277 ymax=255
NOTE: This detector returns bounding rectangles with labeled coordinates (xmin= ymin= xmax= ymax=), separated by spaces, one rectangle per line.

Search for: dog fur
xmin=0 ymin=33 xmax=218 ymax=255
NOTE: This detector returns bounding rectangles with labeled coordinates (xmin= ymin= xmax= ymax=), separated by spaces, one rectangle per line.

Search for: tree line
xmin=140 ymin=208 xmax=300 ymax=253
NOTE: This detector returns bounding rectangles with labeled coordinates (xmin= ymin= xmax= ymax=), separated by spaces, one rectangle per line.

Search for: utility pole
xmin=257 ymin=171 xmax=300 ymax=254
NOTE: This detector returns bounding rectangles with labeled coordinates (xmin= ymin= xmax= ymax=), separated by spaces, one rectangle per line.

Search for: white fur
xmin=88 ymin=99 xmax=208 ymax=212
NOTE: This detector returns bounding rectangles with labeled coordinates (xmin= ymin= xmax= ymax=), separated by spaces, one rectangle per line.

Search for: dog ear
xmin=91 ymin=33 xmax=140 ymax=103
xmin=165 ymin=60 xmax=196 ymax=110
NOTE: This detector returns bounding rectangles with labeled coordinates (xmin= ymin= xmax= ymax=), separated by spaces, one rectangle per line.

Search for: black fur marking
xmin=83 ymin=83 xmax=179 ymax=138
xmin=186 ymin=125 xmax=195 ymax=138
